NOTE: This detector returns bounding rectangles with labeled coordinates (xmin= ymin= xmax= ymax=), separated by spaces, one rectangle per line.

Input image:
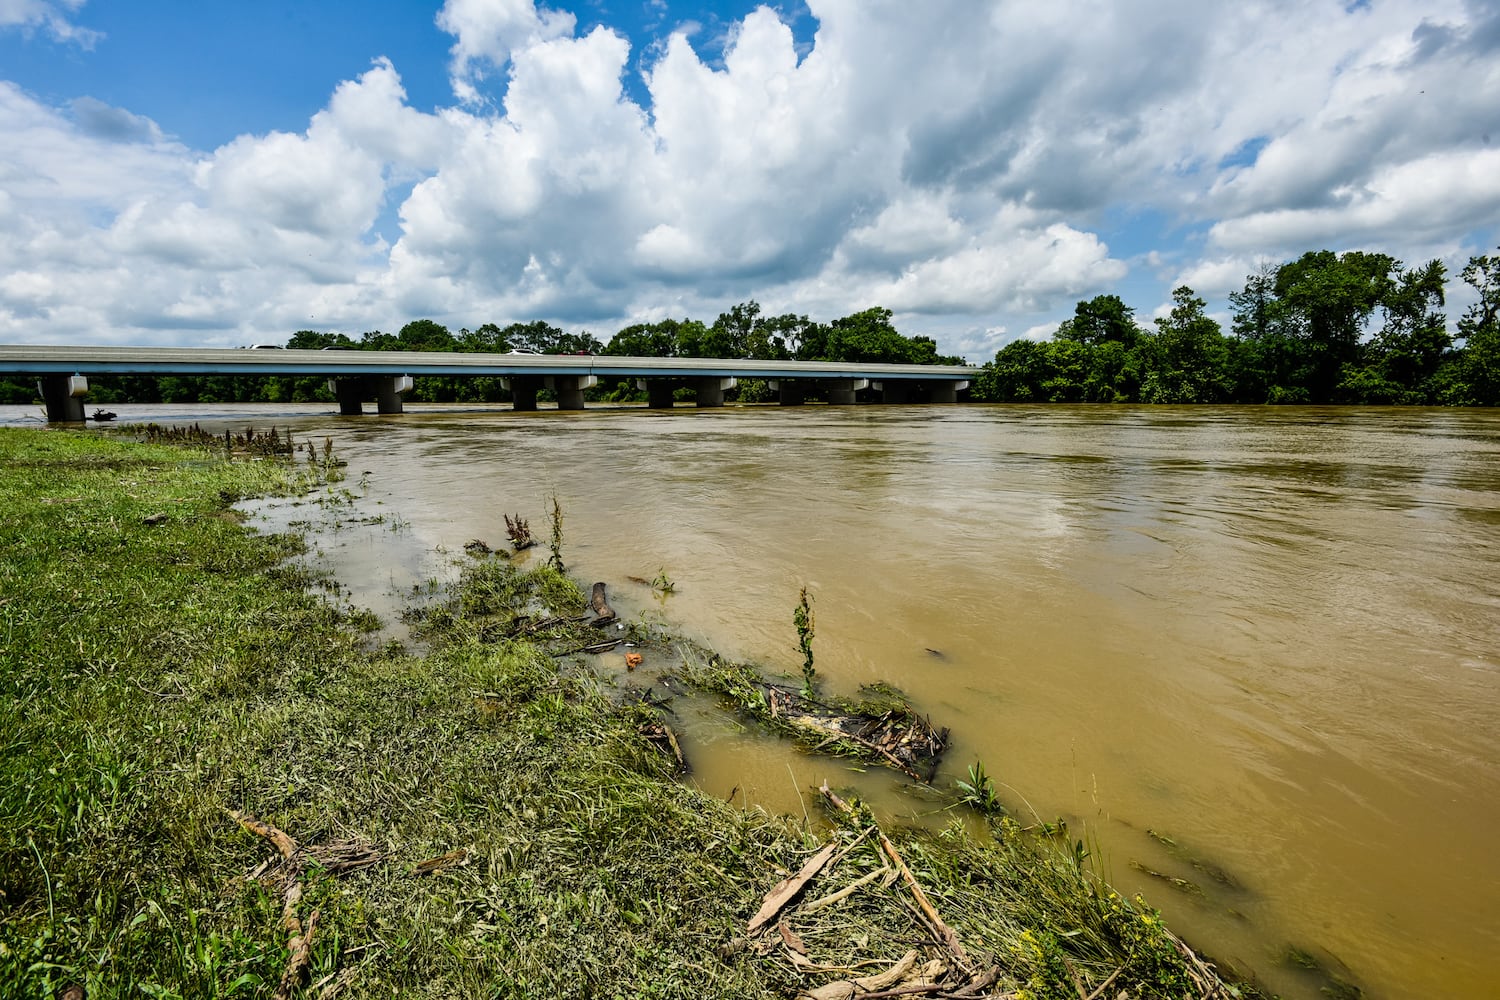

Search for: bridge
xmin=0 ymin=345 xmax=979 ymax=421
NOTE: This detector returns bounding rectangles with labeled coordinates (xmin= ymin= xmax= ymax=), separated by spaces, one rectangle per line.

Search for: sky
xmin=1 ymin=0 xmax=1497 ymax=361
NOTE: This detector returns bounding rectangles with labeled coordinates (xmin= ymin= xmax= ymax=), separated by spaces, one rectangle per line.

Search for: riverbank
xmin=0 ymin=427 xmax=1248 ymax=999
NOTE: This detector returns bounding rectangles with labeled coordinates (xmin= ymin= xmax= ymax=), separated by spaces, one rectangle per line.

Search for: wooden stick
xmin=747 ymin=841 xmax=839 ymax=935
xmin=818 ymin=783 xmax=971 ymax=973
xmin=275 ymin=908 xmax=319 ymax=1000
xmin=227 ymin=809 xmax=298 ymax=861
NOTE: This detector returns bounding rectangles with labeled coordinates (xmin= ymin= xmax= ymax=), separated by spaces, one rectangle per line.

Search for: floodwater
xmin=7 ymin=401 xmax=1499 ymax=999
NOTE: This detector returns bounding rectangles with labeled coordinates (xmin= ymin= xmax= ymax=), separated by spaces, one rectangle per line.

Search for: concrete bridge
xmin=0 ymin=345 xmax=978 ymax=421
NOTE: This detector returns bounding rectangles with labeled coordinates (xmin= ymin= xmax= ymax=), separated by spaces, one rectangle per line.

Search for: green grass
xmin=0 ymin=427 xmax=1249 ymax=1000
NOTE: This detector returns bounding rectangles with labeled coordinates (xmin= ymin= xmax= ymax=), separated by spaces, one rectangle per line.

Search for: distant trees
xmin=972 ymin=246 xmax=1500 ymax=407
xmin=26 ymin=247 xmax=1500 ymax=409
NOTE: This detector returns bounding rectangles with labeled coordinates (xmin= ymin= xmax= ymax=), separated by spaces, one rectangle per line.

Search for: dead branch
xmin=803 ymin=866 xmax=891 ymax=913
xmin=788 ymin=714 xmax=928 ymax=782
xmin=275 ymin=908 xmax=319 ymax=1000
xmin=819 ymin=783 xmax=971 ymax=974
xmin=748 ymin=841 xmax=839 ymax=935
xmin=414 ymin=847 xmax=469 ymax=875
xmin=227 ymin=809 xmax=299 ymax=861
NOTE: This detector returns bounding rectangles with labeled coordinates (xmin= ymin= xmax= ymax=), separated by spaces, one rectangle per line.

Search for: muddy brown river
xmin=7 ymin=401 xmax=1498 ymax=998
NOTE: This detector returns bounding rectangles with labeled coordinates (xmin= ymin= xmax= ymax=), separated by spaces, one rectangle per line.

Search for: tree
xmin=605 ymin=320 xmax=684 ymax=357
xmin=288 ymin=329 xmax=357 ymax=350
xmin=1456 ymin=248 xmax=1500 ymax=405
xmin=1272 ymin=250 xmax=1396 ymax=401
xmin=1139 ymin=286 xmax=1230 ymax=403
xmin=1056 ymin=295 xmax=1141 ymax=348
xmin=396 ymin=319 xmax=457 ymax=352
xmin=459 ymin=323 xmax=511 ymax=353
xmin=1345 ymin=259 xmax=1450 ymax=403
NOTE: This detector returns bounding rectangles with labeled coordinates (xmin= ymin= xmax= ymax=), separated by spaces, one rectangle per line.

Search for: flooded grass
xmin=0 ymin=427 xmax=1256 ymax=999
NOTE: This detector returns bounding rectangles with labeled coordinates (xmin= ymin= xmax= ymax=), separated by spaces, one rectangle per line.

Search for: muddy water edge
xmin=23 ymin=401 xmax=1497 ymax=1000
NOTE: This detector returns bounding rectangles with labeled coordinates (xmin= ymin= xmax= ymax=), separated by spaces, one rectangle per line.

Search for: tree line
xmin=0 ymin=303 xmax=961 ymax=406
xmin=4 ymin=246 xmax=1497 ymax=408
xmin=971 ymin=247 xmax=1500 ymax=406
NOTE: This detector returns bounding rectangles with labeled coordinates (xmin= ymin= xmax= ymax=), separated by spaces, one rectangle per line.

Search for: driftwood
xmin=590 ymin=582 xmax=616 ymax=624
xmin=747 ymin=841 xmax=839 ymax=936
xmin=638 ymin=721 xmax=688 ymax=771
xmin=227 ymin=810 xmax=321 ymax=1000
xmin=819 ymin=784 xmax=971 ymax=974
xmin=413 ymin=848 xmax=469 ymax=875
xmin=798 ymin=951 xmax=948 ymax=1000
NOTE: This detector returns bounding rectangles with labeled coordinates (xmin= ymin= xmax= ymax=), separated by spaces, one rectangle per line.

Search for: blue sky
xmin=2 ymin=0 xmax=1497 ymax=358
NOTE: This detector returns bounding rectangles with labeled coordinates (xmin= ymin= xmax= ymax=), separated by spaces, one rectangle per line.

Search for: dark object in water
xmin=92 ymin=409 xmax=117 ymax=422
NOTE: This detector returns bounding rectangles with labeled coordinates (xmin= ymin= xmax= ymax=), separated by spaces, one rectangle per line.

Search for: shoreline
xmin=0 ymin=426 xmax=1266 ymax=999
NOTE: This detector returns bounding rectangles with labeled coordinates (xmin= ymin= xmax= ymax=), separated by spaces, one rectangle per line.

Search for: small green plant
xmin=651 ymin=568 xmax=676 ymax=594
xmin=547 ymin=495 xmax=564 ymax=571
xmin=793 ymin=586 xmax=815 ymax=698
xmin=956 ymin=760 xmax=1004 ymax=816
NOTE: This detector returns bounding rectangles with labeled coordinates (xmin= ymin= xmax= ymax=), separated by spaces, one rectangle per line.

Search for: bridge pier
xmin=635 ymin=379 xmax=677 ymax=409
xmin=376 ymin=375 xmax=413 ymax=414
xmin=875 ymin=380 xmax=913 ymax=404
xmin=770 ymin=380 xmax=804 ymax=406
xmin=331 ymin=378 xmax=365 ymax=415
xmin=825 ymin=378 xmax=867 ymax=405
xmin=38 ymin=374 xmax=88 ymax=422
xmin=545 ymin=374 xmax=598 ymax=411
xmin=503 ymin=375 xmax=540 ymax=411
xmin=927 ymin=380 xmax=961 ymax=403
xmin=693 ymin=376 xmax=736 ymax=408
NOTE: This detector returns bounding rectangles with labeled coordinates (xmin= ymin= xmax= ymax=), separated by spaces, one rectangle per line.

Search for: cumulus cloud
xmin=1 ymin=0 xmax=1497 ymax=353
xmin=0 ymin=0 xmax=98 ymax=46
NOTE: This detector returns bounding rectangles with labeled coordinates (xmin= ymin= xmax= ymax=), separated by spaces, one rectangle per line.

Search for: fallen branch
xmin=747 ymin=841 xmax=839 ymax=936
xmin=227 ymin=809 xmax=298 ymax=861
xmin=276 ymin=906 xmax=319 ymax=1000
xmin=799 ymin=951 xmax=949 ymax=1000
xmin=819 ymin=783 xmax=971 ymax=974
xmin=788 ymin=714 xmax=928 ymax=783
xmin=802 ymin=866 xmax=891 ymax=913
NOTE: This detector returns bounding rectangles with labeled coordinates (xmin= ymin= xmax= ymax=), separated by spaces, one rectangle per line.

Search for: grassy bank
xmin=0 ymin=428 xmax=1247 ymax=999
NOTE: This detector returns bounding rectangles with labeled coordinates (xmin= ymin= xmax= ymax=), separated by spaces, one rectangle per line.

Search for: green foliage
xmin=793 ymin=586 xmax=816 ymax=698
xmin=972 ymin=247 xmax=1500 ymax=408
xmin=956 ymin=760 xmax=1004 ymax=816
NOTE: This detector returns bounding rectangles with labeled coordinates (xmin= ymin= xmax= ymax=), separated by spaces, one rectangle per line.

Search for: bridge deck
xmin=0 ymin=346 xmax=978 ymax=382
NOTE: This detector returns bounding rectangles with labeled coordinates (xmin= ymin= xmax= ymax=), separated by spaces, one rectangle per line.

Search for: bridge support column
xmin=38 ymin=374 xmax=88 ymax=422
xmin=376 ymin=375 xmax=413 ymax=414
xmin=693 ymin=376 xmax=736 ymax=408
xmin=546 ymin=374 xmax=597 ymax=411
xmin=772 ymin=380 xmax=804 ymax=406
xmin=876 ymin=380 xmax=914 ymax=404
xmin=331 ymin=378 xmax=364 ymax=415
xmin=927 ymin=380 xmax=961 ymax=403
xmin=825 ymin=378 xmax=867 ymax=406
xmin=636 ymin=379 xmax=677 ymax=409
xmin=504 ymin=376 xmax=540 ymax=411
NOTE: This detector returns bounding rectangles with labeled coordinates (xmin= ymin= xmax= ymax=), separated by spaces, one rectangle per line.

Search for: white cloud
xmin=0 ymin=0 xmax=98 ymax=47
xmin=436 ymin=0 xmax=576 ymax=103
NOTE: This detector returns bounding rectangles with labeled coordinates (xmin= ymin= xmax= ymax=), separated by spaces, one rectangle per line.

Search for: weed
xmin=504 ymin=513 xmax=534 ymax=551
xmin=956 ymin=760 xmax=1004 ymax=816
xmin=650 ymin=568 xmax=676 ymax=594
xmin=793 ymin=586 xmax=816 ymax=698
xmin=547 ymin=495 xmax=564 ymax=571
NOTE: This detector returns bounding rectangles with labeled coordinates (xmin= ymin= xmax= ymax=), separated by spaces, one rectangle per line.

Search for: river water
xmin=7 ymin=401 xmax=1499 ymax=999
